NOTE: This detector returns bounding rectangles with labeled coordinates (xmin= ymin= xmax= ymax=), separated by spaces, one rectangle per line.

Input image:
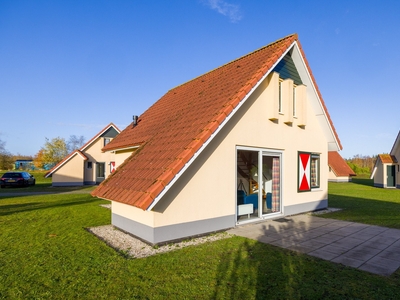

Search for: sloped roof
xmin=45 ymin=123 xmax=120 ymax=178
xmin=328 ymin=151 xmax=356 ymax=177
xmin=378 ymin=154 xmax=398 ymax=164
xmin=92 ymin=34 xmax=342 ymax=210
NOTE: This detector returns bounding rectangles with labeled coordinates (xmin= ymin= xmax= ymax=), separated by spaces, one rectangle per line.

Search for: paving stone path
xmin=228 ymin=214 xmax=400 ymax=276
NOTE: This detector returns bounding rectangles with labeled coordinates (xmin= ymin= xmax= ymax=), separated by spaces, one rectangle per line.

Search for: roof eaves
xmin=103 ymin=144 xmax=141 ymax=153
xmin=145 ymin=43 xmax=295 ymax=211
xmin=80 ymin=123 xmax=121 ymax=152
xmin=293 ymin=41 xmax=342 ymax=151
xmin=44 ymin=150 xmax=87 ymax=178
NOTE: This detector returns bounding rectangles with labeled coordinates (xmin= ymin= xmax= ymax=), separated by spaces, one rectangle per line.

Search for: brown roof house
xmin=371 ymin=131 xmax=400 ymax=188
xmin=92 ymin=34 xmax=342 ymax=245
xmin=45 ymin=123 xmax=120 ymax=186
xmin=328 ymin=151 xmax=356 ymax=182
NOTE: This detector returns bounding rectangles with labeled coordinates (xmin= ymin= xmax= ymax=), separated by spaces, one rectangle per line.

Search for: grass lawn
xmin=0 ymin=170 xmax=95 ymax=194
xmin=1 ymin=179 xmax=400 ymax=299
xmin=323 ymin=178 xmax=400 ymax=228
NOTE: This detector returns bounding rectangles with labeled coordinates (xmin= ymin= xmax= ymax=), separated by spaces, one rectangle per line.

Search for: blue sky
xmin=1 ymin=0 xmax=399 ymax=159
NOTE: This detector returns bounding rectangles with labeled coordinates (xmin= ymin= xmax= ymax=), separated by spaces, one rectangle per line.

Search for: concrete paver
xmin=227 ymin=214 xmax=400 ymax=276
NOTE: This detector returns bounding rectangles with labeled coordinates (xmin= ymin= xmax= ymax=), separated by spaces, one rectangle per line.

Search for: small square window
xmin=104 ymin=138 xmax=111 ymax=147
xmin=87 ymin=162 xmax=92 ymax=169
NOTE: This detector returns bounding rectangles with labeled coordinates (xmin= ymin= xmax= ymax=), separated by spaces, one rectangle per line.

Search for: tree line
xmin=345 ymin=154 xmax=377 ymax=176
xmin=0 ymin=135 xmax=85 ymax=170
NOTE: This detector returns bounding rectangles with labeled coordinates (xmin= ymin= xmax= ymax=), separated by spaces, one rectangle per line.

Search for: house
xmin=370 ymin=131 xmax=400 ymax=188
xmin=91 ymin=34 xmax=342 ymax=245
xmin=15 ymin=160 xmax=34 ymax=170
xmin=328 ymin=151 xmax=355 ymax=182
xmin=45 ymin=123 xmax=120 ymax=186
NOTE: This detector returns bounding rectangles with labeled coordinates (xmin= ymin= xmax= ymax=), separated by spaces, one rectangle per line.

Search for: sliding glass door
xmin=237 ymin=148 xmax=281 ymax=223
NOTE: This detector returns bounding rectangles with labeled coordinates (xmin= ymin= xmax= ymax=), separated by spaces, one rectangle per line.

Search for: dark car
xmin=0 ymin=172 xmax=36 ymax=188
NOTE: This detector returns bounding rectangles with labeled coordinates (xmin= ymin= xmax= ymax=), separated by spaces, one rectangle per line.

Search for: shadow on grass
xmin=323 ymin=193 xmax=400 ymax=228
xmin=0 ymin=185 xmax=95 ymax=197
xmin=351 ymin=178 xmax=374 ymax=187
xmin=0 ymin=196 xmax=100 ymax=216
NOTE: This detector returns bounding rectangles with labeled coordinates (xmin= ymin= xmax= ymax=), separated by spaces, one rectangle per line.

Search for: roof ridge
xmin=167 ymin=34 xmax=298 ymax=92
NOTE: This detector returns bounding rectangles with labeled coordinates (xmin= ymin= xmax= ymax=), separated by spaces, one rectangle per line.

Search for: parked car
xmin=0 ymin=172 xmax=36 ymax=188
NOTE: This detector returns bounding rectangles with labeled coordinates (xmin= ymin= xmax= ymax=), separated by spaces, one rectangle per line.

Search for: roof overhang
xmin=290 ymin=42 xmax=341 ymax=151
xmin=44 ymin=151 xmax=87 ymax=178
xmin=104 ymin=145 xmax=141 ymax=153
xmin=147 ymin=40 xmax=341 ymax=210
xmin=147 ymin=42 xmax=296 ymax=210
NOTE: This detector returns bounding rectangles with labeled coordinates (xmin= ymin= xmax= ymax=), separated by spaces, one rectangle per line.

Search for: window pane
xmin=311 ymin=156 xmax=319 ymax=188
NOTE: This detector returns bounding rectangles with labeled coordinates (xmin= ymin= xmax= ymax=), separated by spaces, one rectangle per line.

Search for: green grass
xmin=323 ymin=178 xmax=400 ymax=228
xmin=1 ymin=181 xmax=400 ymax=299
xmin=0 ymin=170 xmax=95 ymax=194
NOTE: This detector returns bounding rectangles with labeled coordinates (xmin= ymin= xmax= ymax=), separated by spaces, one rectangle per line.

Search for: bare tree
xmin=35 ymin=137 xmax=69 ymax=168
xmin=67 ymin=135 xmax=86 ymax=153
xmin=0 ymin=138 xmax=13 ymax=170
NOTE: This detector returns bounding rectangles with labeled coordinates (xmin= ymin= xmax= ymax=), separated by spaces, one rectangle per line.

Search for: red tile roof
xmin=92 ymin=34 xmax=342 ymax=210
xmin=379 ymin=154 xmax=398 ymax=164
xmin=328 ymin=151 xmax=356 ymax=177
xmin=45 ymin=123 xmax=120 ymax=178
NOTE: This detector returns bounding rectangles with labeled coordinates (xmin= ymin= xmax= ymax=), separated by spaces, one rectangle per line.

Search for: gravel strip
xmin=91 ymin=205 xmax=339 ymax=258
xmin=88 ymin=225 xmax=232 ymax=258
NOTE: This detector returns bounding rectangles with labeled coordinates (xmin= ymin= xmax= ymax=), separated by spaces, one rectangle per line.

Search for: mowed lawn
xmin=1 ymin=178 xmax=400 ymax=299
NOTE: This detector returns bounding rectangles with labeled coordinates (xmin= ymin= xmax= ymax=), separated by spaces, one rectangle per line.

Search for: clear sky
xmin=1 ymin=0 xmax=399 ymax=159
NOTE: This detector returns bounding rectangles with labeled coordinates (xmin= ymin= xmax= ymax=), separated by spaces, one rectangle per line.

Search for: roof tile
xmin=328 ymin=151 xmax=356 ymax=177
xmin=379 ymin=154 xmax=398 ymax=164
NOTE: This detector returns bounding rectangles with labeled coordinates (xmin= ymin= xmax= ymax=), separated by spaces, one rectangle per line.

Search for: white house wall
xmin=328 ymin=169 xmax=351 ymax=182
xmin=84 ymin=137 xmax=116 ymax=184
xmin=52 ymin=154 xmax=84 ymax=186
xmin=391 ymin=144 xmax=400 ymax=188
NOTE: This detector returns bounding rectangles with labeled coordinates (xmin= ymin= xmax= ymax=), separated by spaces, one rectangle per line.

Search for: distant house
xmin=45 ymin=123 xmax=120 ymax=186
xmin=91 ymin=34 xmax=342 ymax=245
xmin=328 ymin=151 xmax=356 ymax=182
xmin=15 ymin=160 xmax=34 ymax=170
xmin=370 ymin=131 xmax=400 ymax=188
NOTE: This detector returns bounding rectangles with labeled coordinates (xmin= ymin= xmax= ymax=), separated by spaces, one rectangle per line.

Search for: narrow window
xmin=104 ymin=138 xmax=111 ymax=147
xmin=87 ymin=162 xmax=92 ymax=169
xmin=278 ymin=81 xmax=282 ymax=113
xmin=293 ymin=86 xmax=296 ymax=117
xmin=310 ymin=154 xmax=320 ymax=188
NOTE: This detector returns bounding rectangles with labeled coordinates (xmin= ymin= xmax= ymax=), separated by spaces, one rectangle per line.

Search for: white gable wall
xmin=83 ymin=137 xmax=117 ymax=184
xmin=391 ymin=137 xmax=400 ymax=188
xmin=52 ymin=154 xmax=85 ymax=186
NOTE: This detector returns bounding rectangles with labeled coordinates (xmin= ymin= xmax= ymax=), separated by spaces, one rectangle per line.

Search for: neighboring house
xmin=328 ymin=151 xmax=356 ymax=182
xmin=92 ymin=34 xmax=342 ymax=245
xmin=15 ymin=160 xmax=34 ymax=170
xmin=370 ymin=131 xmax=400 ymax=188
xmin=45 ymin=123 xmax=120 ymax=186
